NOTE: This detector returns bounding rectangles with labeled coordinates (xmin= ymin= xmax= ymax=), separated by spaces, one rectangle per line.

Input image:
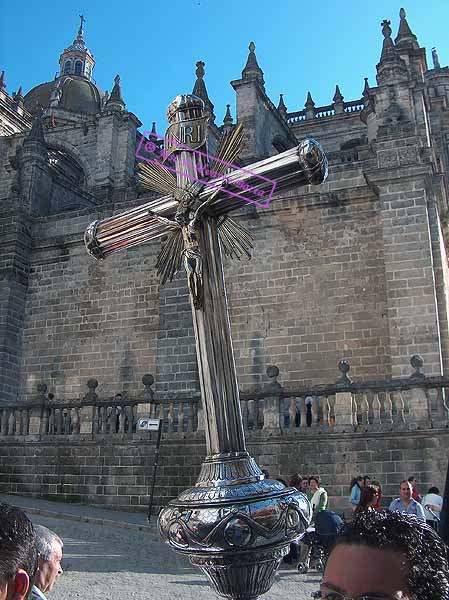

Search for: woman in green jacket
xmin=307 ymin=475 xmax=328 ymax=518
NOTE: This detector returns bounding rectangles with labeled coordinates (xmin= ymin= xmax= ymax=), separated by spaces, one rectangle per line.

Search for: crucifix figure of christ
xmin=85 ymin=94 xmax=327 ymax=600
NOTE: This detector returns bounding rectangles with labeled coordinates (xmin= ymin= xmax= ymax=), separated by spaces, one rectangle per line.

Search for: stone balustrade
xmin=1 ymin=355 xmax=447 ymax=440
xmin=287 ymin=98 xmax=365 ymax=124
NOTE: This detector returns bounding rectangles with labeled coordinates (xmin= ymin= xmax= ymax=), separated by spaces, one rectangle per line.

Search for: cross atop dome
xmin=78 ymin=14 xmax=86 ymax=37
xmin=58 ymin=15 xmax=95 ymax=81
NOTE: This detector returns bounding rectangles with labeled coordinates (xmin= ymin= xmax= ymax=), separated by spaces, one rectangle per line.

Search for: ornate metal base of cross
xmin=85 ymin=94 xmax=328 ymax=600
xmin=159 ymin=453 xmax=311 ymax=600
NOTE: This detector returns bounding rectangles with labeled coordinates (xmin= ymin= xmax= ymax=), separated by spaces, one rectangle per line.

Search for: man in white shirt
xmin=422 ymin=486 xmax=443 ymax=531
xmin=30 ymin=526 xmax=63 ymax=600
xmin=389 ymin=480 xmax=426 ymax=521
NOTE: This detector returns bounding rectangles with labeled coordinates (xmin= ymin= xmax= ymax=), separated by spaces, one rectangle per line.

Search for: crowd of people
xmin=349 ymin=473 xmax=444 ymax=531
xmin=0 ymin=503 xmax=63 ymax=600
xmin=279 ymin=469 xmax=448 ymax=600
xmin=0 ymin=490 xmax=448 ymax=600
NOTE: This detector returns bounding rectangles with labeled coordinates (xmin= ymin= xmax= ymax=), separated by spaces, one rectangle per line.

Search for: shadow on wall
xmin=119 ymin=344 xmax=135 ymax=393
xmin=249 ymin=333 xmax=265 ymax=388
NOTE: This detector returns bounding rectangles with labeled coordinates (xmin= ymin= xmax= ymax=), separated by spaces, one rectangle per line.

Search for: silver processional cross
xmin=85 ymin=94 xmax=327 ymax=600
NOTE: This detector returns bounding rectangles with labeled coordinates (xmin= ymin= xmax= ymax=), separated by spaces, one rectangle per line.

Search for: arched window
xmin=74 ymin=61 xmax=82 ymax=76
xmin=85 ymin=64 xmax=91 ymax=80
xmin=63 ymin=60 xmax=71 ymax=75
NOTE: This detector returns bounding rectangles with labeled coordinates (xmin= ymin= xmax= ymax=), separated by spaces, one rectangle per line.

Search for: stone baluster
xmin=22 ymin=409 xmax=29 ymax=435
xmin=98 ymin=406 xmax=106 ymax=434
xmin=137 ymin=373 xmax=155 ymax=424
xmin=436 ymin=387 xmax=449 ymax=422
xmin=250 ymin=398 xmax=258 ymax=429
xmin=406 ymin=355 xmax=431 ymax=429
xmin=352 ymin=394 xmax=360 ymax=427
xmin=321 ymin=396 xmax=330 ymax=429
xmin=56 ymin=407 xmax=64 ymax=435
xmin=178 ymin=401 xmax=185 ymax=433
xmin=241 ymin=399 xmax=249 ymax=429
xmin=7 ymin=410 xmax=14 ymax=435
xmin=41 ymin=406 xmax=50 ymax=435
xmin=288 ymin=397 xmax=297 ymax=431
xmin=63 ymin=409 xmax=71 ymax=434
xmin=168 ymin=402 xmax=175 ymax=432
xmin=129 ymin=403 xmax=136 ymax=434
xmin=48 ymin=407 xmax=55 ymax=435
xmin=116 ymin=404 xmax=124 ymax=433
xmin=372 ymin=393 xmax=382 ymax=427
xmin=333 ymin=360 xmax=356 ymax=432
xmin=383 ymin=392 xmax=393 ymax=428
xmin=28 ymin=383 xmax=47 ymax=436
xmin=0 ymin=409 xmax=8 ymax=435
xmin=394 ymin=391 xmax=405 ymax=426
xmin=361 ymin=393 xmax=370 ymax=427
xmin=72 ymin=407 xmax=80 ymax=434
xmin=92 ymin=408 xmax=99 ymax=433
xmin=197 ymin=395 xmax=205 ymax=432
xmin=188 ymin=400 xmax=195 ymax=432
xmin=262 ymin=366 xmax=283 ymax=432
xmin=298 ymin=397 xmax=307 ymax=429
xmin=14 ymin=408 xmax=22 ymax=435
xmin=311 ymin=396 xmax=319 ymax=428
xmin=80 ymin=379 xmax=98 ymax=435
xmin=253 ymin=398 xmax=260 ymax=430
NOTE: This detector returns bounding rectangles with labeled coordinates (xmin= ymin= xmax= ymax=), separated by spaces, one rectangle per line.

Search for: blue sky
xmin=1 ymin=1 xmax=448 ymax=133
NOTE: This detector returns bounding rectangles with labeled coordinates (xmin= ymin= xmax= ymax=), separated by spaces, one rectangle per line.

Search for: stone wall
xmin=0 ymin=200 xmax=31 ymax=403
xmin=226 ymin=179 xmax=390 ymax=388
xmin=0 ymin=429 xmax=447 ymax=515
xmin=20 ymin=203 xmax=161 ymax=399
xmin=14 ymin=156 xmax=448 ymax=400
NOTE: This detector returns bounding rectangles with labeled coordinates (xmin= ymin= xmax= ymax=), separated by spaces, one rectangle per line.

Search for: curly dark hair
xmin=0 ymin=502 xmax=37 ymax=587
xmin=330 ymin=510 xmax=449 ymax=600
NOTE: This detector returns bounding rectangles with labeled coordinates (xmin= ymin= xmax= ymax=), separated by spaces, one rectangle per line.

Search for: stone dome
xmin=24 ymin=76 xmax=103 ymax=116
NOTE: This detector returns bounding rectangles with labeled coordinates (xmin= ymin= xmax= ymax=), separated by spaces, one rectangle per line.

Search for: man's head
xmin=289 ymin=473 xmax=303 ymax=491
xmin=0 ymin=502 xmax=37 ymax=600
xmin=400 ymin=480 xmax=413 ymax=502
xmin=408 ymin=476 xmax=417 ymax=488
xmin=33 ymin=526 xmax=63 ymax=593
xmin=308 ymin=475 xmax=321 ymax=492
xmin=322 ymin=510 xmax=449 ymax=600
xmin=362 ymin=475 xmax=371 ymax=487
xmin=300 ymin=478 xmax=309 ymax=492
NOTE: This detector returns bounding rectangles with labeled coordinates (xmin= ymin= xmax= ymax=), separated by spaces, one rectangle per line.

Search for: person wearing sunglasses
xmin=316 ymin=509 xmax=448 ymax=600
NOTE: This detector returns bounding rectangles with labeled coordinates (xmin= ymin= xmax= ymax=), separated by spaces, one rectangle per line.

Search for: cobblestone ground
xmin=32 ymin=515 xmax=321 ymax=600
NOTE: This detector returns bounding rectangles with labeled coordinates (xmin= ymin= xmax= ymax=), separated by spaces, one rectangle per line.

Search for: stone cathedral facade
xmin=0 ymin=10 xmax=448 ymax=405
